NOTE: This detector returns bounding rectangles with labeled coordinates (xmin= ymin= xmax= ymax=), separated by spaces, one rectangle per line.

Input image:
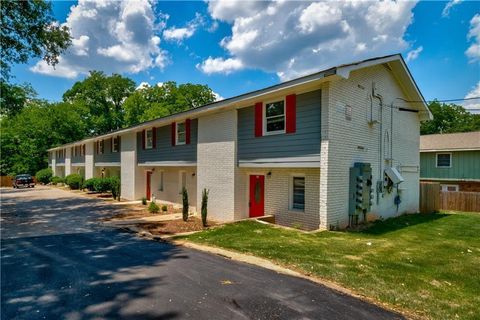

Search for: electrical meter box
xmin=348 ymin=162 xmax=373 ymax=225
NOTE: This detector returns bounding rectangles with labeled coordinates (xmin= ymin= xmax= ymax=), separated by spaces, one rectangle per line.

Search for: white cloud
xmin=442 ymin=0 xmax=462 ymax=17
xmin=196 ymin=57 xmax=244 ymax=74
xmin=202 ymin=0 xmax=418 ymax=80
xmin=163 ymin=27 xmax=195 ymax=41
xmin=212 ymin=91 xmax=224 ymax=101
xmin=163 ymin=13 xmax=205 ymax=43
xmin=466 ymin=14 xmax=480 ymax=62
xmin=463 ymin=82 xmax=480 ymax=114
xmin=406 ymin=46 xmax=423 ymax=62
xmin=31 ymin=0 xmax=167 ymax=78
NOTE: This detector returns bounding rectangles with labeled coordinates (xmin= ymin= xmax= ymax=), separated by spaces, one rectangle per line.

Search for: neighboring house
xmin=48 ymin=54 xmax=431 ymax=230
xmin=420 ymin=131 xmax=480 ymax=192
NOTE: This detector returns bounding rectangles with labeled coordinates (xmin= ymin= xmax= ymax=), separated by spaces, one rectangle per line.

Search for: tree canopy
xmin=421 ymin=101 xmax=480 ymax=135
xmin=123 ymin=81 xmax=216 ymax=126
xmin=1 ymin=0 xmax=71 ymax=80
xmin=1 ymin=72 xmax=217 ymax=176
xmin=63 ymin=71 xmax=136 ymax=135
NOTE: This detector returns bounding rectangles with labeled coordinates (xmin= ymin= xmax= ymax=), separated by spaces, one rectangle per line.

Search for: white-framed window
xmin=290 ymin=176 xmax=305 ymax=211
xmin=112 ymin=136 xmax=119 ymax=152
xmin=436 ymin=153 xmax=451 ymax=168
xmin=441 ymin=184 xmax=459 ymax=192
xmin=145 ymin=129 xmax=153 ymax=149
xmin=158 ymin=171 xmax=164 ymax=192
xmin=99 ymin=140 xmax=104 ymax=154
xmin=264 ymin=99 xmax=285 ymax=135
xmin=179 ymin=171 xmax=187 ymax=193
xmin=176 ymin=122 xmax=186 ymax=145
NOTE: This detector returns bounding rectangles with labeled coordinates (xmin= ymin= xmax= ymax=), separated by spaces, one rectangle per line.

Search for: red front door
xmin=146 ymin=171 xmax=152 ymax=201
xmin=249 ymin=175 xmax=265 ymax=217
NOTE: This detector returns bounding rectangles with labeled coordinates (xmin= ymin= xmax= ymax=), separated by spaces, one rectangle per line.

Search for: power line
xmin=397 ymin=97 xmax=480 ymax=103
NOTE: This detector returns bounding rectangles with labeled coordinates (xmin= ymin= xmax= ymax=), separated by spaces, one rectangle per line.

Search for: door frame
xmin=146 ymin=170 xmax=152 ymax=201
xmin=248 ymin=173 xmax=265 ymax=218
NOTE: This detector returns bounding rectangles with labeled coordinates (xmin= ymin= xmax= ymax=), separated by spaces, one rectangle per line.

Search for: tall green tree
xmin=63 ymin=71 xmax=135 ymax=134
xmin=0 ymin=81 xmax=37 ymax=117
xmin=123 ymin=81 xmax=216 ymax=126
xmin=0 ymin=101 xmax=86 ymax=175
xmin=421 ymin=101 xmax=480 ymax=135
xmin=1 ymin=0 xmax=71 ymax=80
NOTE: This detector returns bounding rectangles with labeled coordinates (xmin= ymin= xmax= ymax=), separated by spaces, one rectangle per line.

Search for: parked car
xmin=13 ymin=174 xmax=35 ymax=188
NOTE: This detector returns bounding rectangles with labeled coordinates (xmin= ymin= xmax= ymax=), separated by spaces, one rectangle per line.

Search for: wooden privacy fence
xmin=440 ymin=191 xmax=480 ymax=212
xmin=0 ymin=176 xmax=13 ymax=187
xmin=420 ymin=182 xmax=480 ymax=213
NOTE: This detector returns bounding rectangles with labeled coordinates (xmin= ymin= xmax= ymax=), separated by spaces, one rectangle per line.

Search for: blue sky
xmin=10 ymin=1 xmax=480 ymax=111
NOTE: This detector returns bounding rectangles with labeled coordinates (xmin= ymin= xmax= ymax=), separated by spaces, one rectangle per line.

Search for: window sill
xmin=288 ymin=209 xmax=305 ymax=214
xmin=263 ymin=130 xmax=285 ymax=136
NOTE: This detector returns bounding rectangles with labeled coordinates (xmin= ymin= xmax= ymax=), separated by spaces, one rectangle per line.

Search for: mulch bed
xmin=139 ymin=217 xmax=215 ymax=235
xmin=102 ymin=203 xmax=183 ymax=221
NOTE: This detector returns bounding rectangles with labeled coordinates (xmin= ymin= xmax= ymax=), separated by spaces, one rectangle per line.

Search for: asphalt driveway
xmin=1 ymin=186 xmax=403 ymax=320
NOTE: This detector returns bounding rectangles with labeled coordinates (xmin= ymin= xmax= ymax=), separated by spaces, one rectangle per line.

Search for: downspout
xmin=371 ymin=83 xmax=383 ymax=205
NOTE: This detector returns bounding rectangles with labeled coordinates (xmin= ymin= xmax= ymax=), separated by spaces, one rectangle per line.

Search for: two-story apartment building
xmin=48 ymin=54 xmax=431 ymax=230
xmin=420 ymin=131 xmax=480 ymax=192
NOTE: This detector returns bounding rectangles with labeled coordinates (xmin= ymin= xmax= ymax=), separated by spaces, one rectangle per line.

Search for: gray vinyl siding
xmin=237 ymin=89 xmax=321 ymax=162
xmin=137 ymin=119 xmax=198 ymax=163
xmin=94 ymin=138 xmax=120 ymax=163
xmin=71 ymin=148 xmax=85 ymax=164
xmin=56 ymin=151 xmax=65 ymax=164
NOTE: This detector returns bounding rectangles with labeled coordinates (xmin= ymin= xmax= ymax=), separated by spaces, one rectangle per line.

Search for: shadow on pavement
xmin=1 ymin=230 xmax=184 ymax=319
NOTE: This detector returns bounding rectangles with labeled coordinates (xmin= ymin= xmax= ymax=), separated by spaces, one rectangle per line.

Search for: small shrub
xmin=201 ymin=188 xmax=209 ymax=227
xmin=161 ymin=205 xmax=168 ymax=212
xmin=93 ymin=178 xmax=111 ymax=193
xmin=65 ymin=174 xmax=83 ymax=190
xmin=141 ymin=197 xmax=147 ymax=205
xmin=148 ymin=201 xmax=160 ymax=213
xmin=109 ymin=176 xmax=121 ymax=200
xmin=182 ymin=187 xmax=189 ymax=222
xmin=83 ymin=178 xmax=99 ymax=191
xmin=36 ymin=168 xmax=53 ymax=184
xmin=51 ymin=176 xmax=64 ymax=185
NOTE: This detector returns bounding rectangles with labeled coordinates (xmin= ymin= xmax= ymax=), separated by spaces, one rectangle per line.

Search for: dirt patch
xmin=140 ymin=217 xmax=214 ymax=235
xmin=101 ymin=203 xmax=184 ymax=221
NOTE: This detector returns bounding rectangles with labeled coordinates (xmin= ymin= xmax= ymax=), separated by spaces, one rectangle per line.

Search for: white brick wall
xmin=197 ymin=110 xmax=238 ymax=221
xmin=120 ymin=132 xmax=137 ymax=200
xmin=237 ymin=168 xmax=320 ymax=230
xmin=65 ymin=147 xmax=72 ymax=176
xmin=322 ymin=65 xmax=421 ymax=228
xmin=85 ymin=142 xmax=94 ymax=180
xmin=150 ymin=166 xmax=197 ymax=210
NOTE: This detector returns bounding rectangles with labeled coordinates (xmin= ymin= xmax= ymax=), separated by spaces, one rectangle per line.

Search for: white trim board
xmin=138 ymin=161 xmax=197 ymax=167
xmin=239 ymin=162 xmax=321 ymax=168
xmin=94 ymin=162 xmax=121 ymax=167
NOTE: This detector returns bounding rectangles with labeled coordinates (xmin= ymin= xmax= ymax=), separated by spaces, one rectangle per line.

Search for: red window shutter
xmin=171 ymin=122 xmax=176 ymax=146
xmin=96 ymin=141 xmax=99 ymax=154
xmin=254 ymin=102 xmax=263 ymax=137
xmin=152 ymin=127 xmax=157 ymax=149
xmin=142 ymin=130 xmax=146 ymax=150
xmin=185 ymin=119 xmax=191 ymax=144
xmin=286 ymin=94 xmax=296 ymax=134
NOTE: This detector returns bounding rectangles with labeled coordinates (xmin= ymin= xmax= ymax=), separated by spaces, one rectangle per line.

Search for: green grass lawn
xmin=179 ymin=212 xmax=480 ymax=319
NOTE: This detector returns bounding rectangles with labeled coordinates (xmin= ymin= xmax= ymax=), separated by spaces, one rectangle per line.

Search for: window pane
xmin=177 ymin=122 xmax=185 ymax=133
xmin=146 ymin=130 xmax=153 ymax=148
xmin=266 ymin=116 xmax=285 ymax=132
xmin=437 ymin=154 xmax=450 ymax=167
xmin=266 ymin=101 xmax=284 ymax=117
xmin=177 ymin=132 xmax=186 ymax=143
xmin=292 ymin=177 xmax=305 ymax=210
